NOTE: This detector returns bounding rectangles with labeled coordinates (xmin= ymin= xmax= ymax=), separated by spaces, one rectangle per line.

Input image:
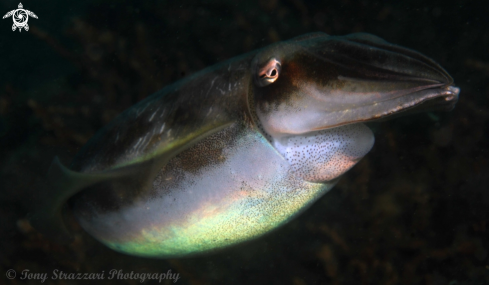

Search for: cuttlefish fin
xmin=29 ymin=157 xmax=136 ymax=243
xmin=29 ymin=122 xmax=234 ymax=243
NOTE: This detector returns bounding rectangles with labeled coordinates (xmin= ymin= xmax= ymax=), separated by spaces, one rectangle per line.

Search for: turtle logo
xmin=3 ymin=3 xmax=38 ymax=32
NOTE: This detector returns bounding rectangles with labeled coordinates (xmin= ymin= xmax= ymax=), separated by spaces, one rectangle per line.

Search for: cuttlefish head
xmin=251 ymin=32 xmax=460 ymax=139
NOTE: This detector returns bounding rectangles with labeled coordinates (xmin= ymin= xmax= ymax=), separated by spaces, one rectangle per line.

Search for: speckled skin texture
xmin=75 ymin=123 xmax=333 ymax=257
xmin=274 ymin=124 xmax=374 ymax=182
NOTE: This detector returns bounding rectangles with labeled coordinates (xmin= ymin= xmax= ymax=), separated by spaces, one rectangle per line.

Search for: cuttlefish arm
xmin=252 ymin=32 xmax=459 ymax=138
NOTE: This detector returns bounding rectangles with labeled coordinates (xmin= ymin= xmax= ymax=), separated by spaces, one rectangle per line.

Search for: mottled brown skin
xmin=70 ymin=58 xmax=255 ymax=173
xmin=74 ymin=122 xmax=244 ymax=215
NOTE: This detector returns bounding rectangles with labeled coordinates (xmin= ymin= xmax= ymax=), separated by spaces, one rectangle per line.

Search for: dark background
xmin=1 ymin=0 xmax=488 ymax=284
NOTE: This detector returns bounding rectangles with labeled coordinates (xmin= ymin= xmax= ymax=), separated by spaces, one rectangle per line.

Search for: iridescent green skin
xmin=67 ymin=33 xmax=458 ymax=258
xmin=77 ymin=124 xmax=331 ymax=257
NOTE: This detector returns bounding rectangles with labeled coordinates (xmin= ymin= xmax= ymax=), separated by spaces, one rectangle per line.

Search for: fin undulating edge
xmin=28 ymin=157 xmax=127 ymax=243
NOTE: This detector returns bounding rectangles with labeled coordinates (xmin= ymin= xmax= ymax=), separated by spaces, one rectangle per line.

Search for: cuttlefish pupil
xmin=31 ymin=32 xmax=459 ymax=258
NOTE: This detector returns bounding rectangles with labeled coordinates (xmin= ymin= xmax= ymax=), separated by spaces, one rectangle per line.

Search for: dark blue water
xmin=1 ymin=0 xmax=488 ymax=284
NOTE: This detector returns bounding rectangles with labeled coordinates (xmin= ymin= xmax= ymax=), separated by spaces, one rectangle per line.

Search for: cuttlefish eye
xmin=256 ymin=58 xmax=281 ymax=86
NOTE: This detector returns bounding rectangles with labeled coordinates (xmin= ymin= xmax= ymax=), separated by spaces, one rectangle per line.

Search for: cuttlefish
xmin=31 ymin=32 xmax=459 ymax=258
